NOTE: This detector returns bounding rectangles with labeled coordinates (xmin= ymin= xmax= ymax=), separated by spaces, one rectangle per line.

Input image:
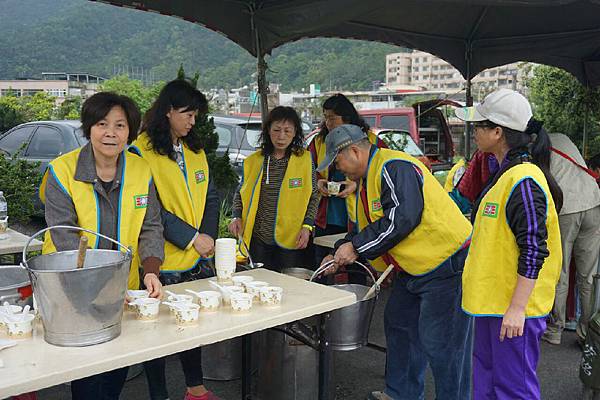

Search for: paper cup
xmin=126 ymin=290 xmax=149 ymax=311
xmin=230 ymin=293 xmax=253 ymax=312
xmin=223 ymin=286 xmax=245 ymax=304
xmin=166 ymin=300 xmax=194 ymax=315
xmin=196 ymin=291 xmax=222 ymax=311
xmin=232 ymin=275 xmax=255 ymax=287
xmin=0 ymin=305 xmax=23 ymax=332
xmin=5 ymin=313 xmax=35 ymax=339
xmin=167 ymin=294 xmax=194 ymax=304
xmin=327 ymin=181 xmax=342 ymax=195
xmin=174 ymin=304 xmax=200 ymax=325
xmin=133 ymin=298 xmax=160 ymax=321
xmin=215 ymin=238 xmax=237 ymax=282
xmin=259 ymin=286 xmax=284 ymax=306
xmin=244 ymin=281 xmax=269 ymax=300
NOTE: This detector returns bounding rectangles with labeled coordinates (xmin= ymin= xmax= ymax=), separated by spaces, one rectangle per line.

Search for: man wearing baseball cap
xmin=319 ymin=124 xmax=473 ymax=400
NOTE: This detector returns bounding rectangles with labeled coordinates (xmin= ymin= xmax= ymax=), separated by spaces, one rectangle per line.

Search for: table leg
xmin=318 ymin=312 xmax=332 ymax=400
xmin=241 ymin=334 xmax=252 ymax=400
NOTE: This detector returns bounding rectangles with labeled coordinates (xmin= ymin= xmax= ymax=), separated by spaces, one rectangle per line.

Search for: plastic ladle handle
xmin=76 ymin=236 xmax=88 ymax=269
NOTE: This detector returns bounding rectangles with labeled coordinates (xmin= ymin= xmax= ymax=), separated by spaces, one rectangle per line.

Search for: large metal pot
xmin=0 ymin=265 xmax=33 ymax=307
xmin=201 ymin=336 xmax=258 ymax=381
xmin=311 ymin=261 xmax=379 ymax=351
xmin=22 ymin=225 xmax=132 ymax=347
xmin=256 ymin=268 xmax=332 ymax=400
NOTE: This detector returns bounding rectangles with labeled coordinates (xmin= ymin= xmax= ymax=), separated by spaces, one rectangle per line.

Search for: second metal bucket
xmin=22 ymin=226 xmax=132 ymax=347
xmin=312 ymin=261 xmax=379 ymax=351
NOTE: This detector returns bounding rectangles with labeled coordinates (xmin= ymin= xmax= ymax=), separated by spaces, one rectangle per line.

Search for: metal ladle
xmin=238 ymin=236 xmax=261 ymax=270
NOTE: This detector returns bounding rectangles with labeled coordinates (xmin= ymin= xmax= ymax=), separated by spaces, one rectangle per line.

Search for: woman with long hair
xmin=229 ymin=106 xmax=319 ymax=271
xmin=130 ymin=79 xmax=221 ymax=400
xmin=456 ymin=88 xmax=563 ymax=399
xmin=308 ymin=93 xmax=387 ymax=277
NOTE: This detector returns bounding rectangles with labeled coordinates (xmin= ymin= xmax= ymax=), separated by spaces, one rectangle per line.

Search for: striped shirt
xmin=233 ymin=154 xmax=319 ymax=245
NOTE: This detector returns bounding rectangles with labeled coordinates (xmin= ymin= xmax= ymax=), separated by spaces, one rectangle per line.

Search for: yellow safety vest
xmin=355 ymin=148 xmax=472 ymax=274
xmin=130 ymin=133 xmax=209 ymax=272
xmin=39 ymin=148 xmax=151 ymax=290
xmin=313 ymin=131 xmax=381 ymax=223
xmin=240 ymin=150 xmax=313 ymax=250
xmin=462 ymin=163 xmax=562 ymax=318
xmin=444 ymin=158 xmax=466 ymax=192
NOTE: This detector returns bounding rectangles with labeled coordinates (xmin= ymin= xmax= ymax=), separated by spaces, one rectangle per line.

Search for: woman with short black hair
xmin=41 ymin=91 xmax=164 ymax=400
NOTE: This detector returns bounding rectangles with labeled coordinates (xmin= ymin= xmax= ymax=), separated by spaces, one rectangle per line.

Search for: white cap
xmin=454 ymin=88 xmax=532 ymax=132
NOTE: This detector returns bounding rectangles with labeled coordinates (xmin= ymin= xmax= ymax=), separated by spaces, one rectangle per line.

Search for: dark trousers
xmin=249 ymin=236 xmax=312 ymax=272
xmin=71 ymin=367 xmax=129 ymax=400
xmin=143 ymin=347 xmax=204 ymax=400
xmin=141 ymin=264 xmax=211 ymax=400
xmin=383 ymin=247 xmax=473 ymax=400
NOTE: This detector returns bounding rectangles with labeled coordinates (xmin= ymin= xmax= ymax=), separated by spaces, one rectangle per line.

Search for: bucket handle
xmin=310 ymin=259 xmax=377 ymax=288
xmin=21 ymin=225 xmax=132 ymax=270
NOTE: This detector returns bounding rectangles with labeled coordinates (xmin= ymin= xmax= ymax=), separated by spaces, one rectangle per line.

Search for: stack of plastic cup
xmin=215 ymin=238 xmax=237 ymax=282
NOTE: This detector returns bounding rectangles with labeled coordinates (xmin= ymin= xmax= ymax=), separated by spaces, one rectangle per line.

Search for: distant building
xmin=0 ymin=72 xmax=106 ymax=103
xmin=385 ymin=51 xmax=530 ymax=99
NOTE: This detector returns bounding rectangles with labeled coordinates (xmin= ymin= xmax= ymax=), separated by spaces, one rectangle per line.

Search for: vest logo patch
xmin=195 ymin=170 xmax=206 ymax=183
xmin=134 ymin=194 xmax=149 ymax=209
xmin=288 ymin=177 xmax=303 ymax=188
xmin=482 ymin=202 xmax=499 ymax=218
xmin=372 ymin=198 xmax=382 ymax=212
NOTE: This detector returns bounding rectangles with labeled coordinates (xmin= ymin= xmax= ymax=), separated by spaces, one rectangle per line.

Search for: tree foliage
xmin=99 ymin=75 xmax=164 ymax=115
xmin=0 ymin=0 xmax=404 ymax=92
xmin=0 ymin=151 xmax=41 ymax=221
xmin=528 ymin=65 xmax=600 ymax=156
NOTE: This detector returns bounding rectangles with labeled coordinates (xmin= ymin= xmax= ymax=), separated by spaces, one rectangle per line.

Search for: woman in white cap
xmin=455 ymin=88 xmax=563 ymax=399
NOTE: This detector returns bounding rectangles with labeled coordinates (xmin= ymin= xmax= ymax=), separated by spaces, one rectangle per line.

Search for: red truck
xmin=358 ymin=99 xmax=461 ymax=171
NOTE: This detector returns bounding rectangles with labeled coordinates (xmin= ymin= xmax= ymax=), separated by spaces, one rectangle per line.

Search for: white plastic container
xmin=131 ymin=298 xmax=160 ymax=321
xmin=259 ymin=286 xmax=284 ymax=306
xmin=230 ymin=293 xmax=253 ymax=312
xmin=244 ymin=281 xmax=269 ymax=300
xmin=5 ymin=313 xmax=35 ymax=339
xmin=195 ymin=291 xmax=222 ymax=311
xmin=215 ymin=238 xmax=237 ymax=282
xmin=126 ymin=290 xmax=149 ymax=311
xmin=232 ymin=275 xmax=255 ymax=287
xmin=174 ymin=303 xmax=200 ymax=325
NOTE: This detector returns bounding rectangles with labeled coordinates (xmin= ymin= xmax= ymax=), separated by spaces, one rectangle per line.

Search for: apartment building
xmin=0 ymin=72 xmax=105 ymax=102
xmin=386 ymin=51 xmax=528 ymax=99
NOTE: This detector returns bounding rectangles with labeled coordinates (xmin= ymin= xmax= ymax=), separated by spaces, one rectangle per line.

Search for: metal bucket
xmin=311 ymin=261 xmax=379 ymax=351
xmin=0 ymin=265 xmax=33 ymax=307
xmin=22 ymin=225 xmax=132 ymax=347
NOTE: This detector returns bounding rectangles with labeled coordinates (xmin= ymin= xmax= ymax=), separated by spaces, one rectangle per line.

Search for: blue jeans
xmin=383 ymin=248 xmax=473 ymax=400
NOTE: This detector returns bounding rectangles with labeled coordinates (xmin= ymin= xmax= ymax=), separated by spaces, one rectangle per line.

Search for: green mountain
xmin=0 ymin=0 xmax=406 ymax=91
